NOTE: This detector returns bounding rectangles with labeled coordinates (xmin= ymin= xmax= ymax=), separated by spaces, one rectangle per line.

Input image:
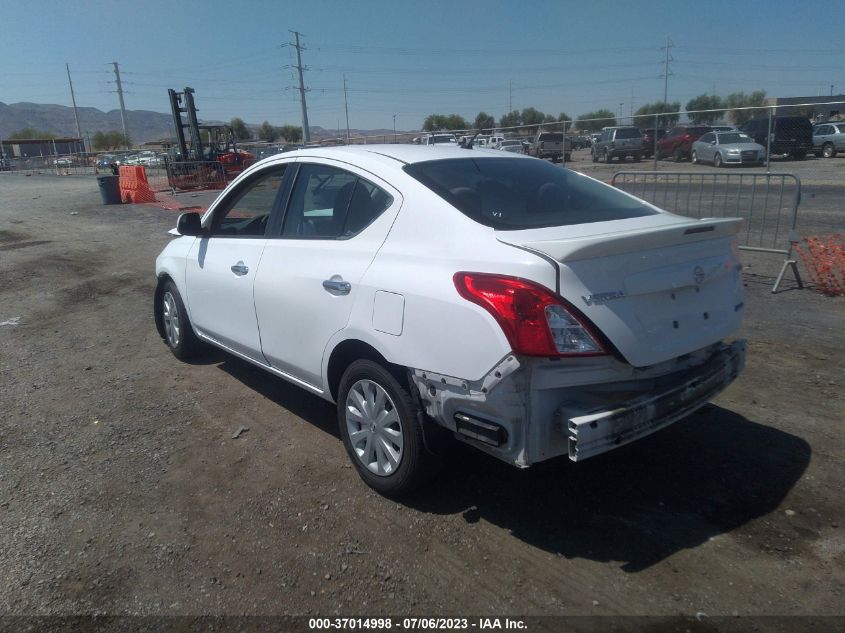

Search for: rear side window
xmin=775 ymin=117 xmax=813 ymax=134
xmin=404 ymin=157 xmax=656 ymax=230
xmin=615 ymin=128 xmax=642 ymax=139
xmin=282 ymin=164 xmax=392 ymax=239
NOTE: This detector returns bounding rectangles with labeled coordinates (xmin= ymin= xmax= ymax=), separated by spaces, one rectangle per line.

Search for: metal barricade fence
xmin=611 ymin=171 xmax=802 ymax=293
xmin=160 ymin=160 xmax=227 ymax=192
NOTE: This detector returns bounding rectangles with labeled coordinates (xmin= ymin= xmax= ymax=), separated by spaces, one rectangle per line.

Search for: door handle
xmin=231 ymin=261 xmax=249 ymax=276
xmin=322 ymin=279 xmax=351 ymax=295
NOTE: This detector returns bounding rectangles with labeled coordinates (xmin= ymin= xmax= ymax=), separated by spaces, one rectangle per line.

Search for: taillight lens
xmin=453 ymin=273 xmax=606 ymax=357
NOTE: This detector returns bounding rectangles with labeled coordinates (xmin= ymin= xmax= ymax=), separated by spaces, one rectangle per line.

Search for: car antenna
xmin=460 ymin=129 xmax=483 ymax=150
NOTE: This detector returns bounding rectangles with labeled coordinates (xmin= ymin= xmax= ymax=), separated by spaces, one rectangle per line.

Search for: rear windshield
xmin=432 ymin=135 xmax=456 ymax=144
xmin=403 ymin=158 xmax=657 ymax=230
xmin=615 ymin=128 xmax=642 ymax=139
xmin=539 ymin=133 xmax=563 ymax=142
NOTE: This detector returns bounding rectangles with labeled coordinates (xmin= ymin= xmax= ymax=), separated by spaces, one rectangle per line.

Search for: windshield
xmin=404 ymin=158 xmax=657 ymax=230
xmin=717 ymin=133 xmax=751 ymax=144
xmin=432 ymin=135 xmax=456 ymax=144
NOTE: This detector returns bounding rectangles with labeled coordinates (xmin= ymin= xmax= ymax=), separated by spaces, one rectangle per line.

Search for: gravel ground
xmin=0 ymin=173 xmax=843 ymax=628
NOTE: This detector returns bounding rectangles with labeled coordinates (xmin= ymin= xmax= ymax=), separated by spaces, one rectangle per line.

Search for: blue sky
xmin=2 ymin=0 xmax=844 ymax=132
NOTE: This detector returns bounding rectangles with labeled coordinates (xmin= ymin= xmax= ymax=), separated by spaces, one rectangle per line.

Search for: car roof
xmin=271 ymin=144 xmax=533 ymax=166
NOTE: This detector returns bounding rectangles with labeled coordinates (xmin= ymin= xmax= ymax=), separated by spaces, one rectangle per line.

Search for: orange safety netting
xmin=795 ymin=234 xmax=845 ymax=297
xmin=118 ymin=165 xmax=157 ymax=204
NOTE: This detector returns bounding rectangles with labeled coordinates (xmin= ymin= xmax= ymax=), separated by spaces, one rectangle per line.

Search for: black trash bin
xmin=96 ymin=174 xmax=121 ymax=205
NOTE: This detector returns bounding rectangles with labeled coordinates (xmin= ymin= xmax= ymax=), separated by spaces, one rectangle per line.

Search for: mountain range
xmin=0 ymin=102 xmax=398 ymax=144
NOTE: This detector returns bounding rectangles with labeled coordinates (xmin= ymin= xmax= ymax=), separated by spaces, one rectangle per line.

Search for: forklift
xmin=166 ymin=87 xmax=253 ymax=189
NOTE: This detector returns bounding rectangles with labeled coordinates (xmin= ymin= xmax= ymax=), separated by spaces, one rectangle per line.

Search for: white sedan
xmin=154 ymin=146 xmax=746 ymax=496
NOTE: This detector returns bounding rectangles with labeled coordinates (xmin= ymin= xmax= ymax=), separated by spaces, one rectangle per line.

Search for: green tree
xmin=685 ymin=94 xmax=725 ymax=124
xmin=278 ymin=125 xmax=302 ymax=143
xmin=557 ymin=112 xmax=571 ymax=124
xmin=9 ymin=127 xmax=55 ymax=140
xmin=473 ymin=112 xmax=495 ymax=131
xmin=422 ymin=114 xmax=468 ymax=131
xmin=92 ymin=130 xmax=130 ymax=150
xmin=520 ymin=107 xmax=545 ymax=126
xmin=576 ymin=110 xmax=617 ymax=132
xmin=257 ymin=121 xmax=279 ymax=142
xmin=725 ymin=91 xmax=768 ymax=125
xmin=229 ymin=117 xmax=251 ymax=140
xmin=499 ymin=110 xmax=521 ymax=129
xmin=633 ymin=101 xmax=681 ymax=128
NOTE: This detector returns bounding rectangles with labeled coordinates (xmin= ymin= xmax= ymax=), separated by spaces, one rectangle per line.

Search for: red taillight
xmin=453 ymin=272 xmax=606 ymax=357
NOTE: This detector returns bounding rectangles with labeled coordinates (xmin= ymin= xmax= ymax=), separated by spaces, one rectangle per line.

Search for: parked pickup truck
xmin=528 ymin=131 xmax=571 ymax=162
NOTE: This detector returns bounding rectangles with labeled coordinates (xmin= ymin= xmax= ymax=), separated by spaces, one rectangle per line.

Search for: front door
xmin=185 ymin=165 xmax=288 ymax=361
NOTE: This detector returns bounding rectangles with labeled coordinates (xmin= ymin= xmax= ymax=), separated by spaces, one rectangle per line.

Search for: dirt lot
xmin=1 ymin=173 xmax=843 ymax=628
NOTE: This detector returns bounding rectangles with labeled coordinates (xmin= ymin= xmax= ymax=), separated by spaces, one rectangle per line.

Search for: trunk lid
xmin=497 ymin=215 xmax=744 ymax=367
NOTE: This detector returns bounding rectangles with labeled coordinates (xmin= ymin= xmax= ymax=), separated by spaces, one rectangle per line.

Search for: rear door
xmin=254 ymin=160 xmax=402 ymax=390
xmin=184 ymin=164 xmax=288 ymax=361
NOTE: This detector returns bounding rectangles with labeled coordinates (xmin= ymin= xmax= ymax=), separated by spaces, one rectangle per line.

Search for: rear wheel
xmin=714 ymin=152 xmax=723 ymax=168
xmin=337 ymin=360 xmax=438 ymax=497
xmin=822 ymin=143 xmax=835 ymax=158
xmin=791 ymin=150 xmax=806 ymax=160
xmin=673 ymin=148 xmax=684 ymax=162
xmin=632 ymin=152 xmax=641 ymax=162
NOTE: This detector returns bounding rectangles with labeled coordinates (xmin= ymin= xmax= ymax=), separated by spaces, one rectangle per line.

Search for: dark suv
xmin=591 ymin=126 xmax=644 ymax=162
xmin=641 ymin=128 xmax=666 ymax=158
xmin=738 ymin=116 xmax=813 ymax=160
xmin=657 ymin=125 xmax=711 ymax=161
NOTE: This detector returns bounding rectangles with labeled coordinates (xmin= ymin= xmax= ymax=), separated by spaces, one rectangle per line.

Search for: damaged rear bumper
xmin=565 ymin=340 xmax=745 ymax=460
xmin=411 ymin=340 xmax=746 ymax=467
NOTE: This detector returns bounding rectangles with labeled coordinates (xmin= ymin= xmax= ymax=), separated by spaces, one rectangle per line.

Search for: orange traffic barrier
xmin=119 ymin=165 xmax=156 ymax=204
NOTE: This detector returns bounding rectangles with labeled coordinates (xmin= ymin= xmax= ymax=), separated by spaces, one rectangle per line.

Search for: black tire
xmin=632 ymin=152 xmax=641 ymax=162
xmin=792 ymin=151 xmax=806 ymax=161
xmin=603 ymin=149 xmax=611 ymax=163
xmin=714 ymin=152 xmax=723 ymax=168
xmin=158 ymin=280 xmax=204 ymax=360
xmin=337 ymin=360 xmax=438 ymax=497
xmin=673 ymin=148 xmax=685 ymax=163
xmin=822 ymin=143 xmax=835 ymax=159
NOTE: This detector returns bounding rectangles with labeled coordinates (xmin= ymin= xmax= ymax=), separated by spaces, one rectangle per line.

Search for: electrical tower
xmin=285 ymin=31 xmax=311 ymax=144
xmin=111 ymin=62 xmax=130 ymax=148
xmin=660 ymin=36 xmax=675 ymax=106
xmin=65 ymin=64 xmax=82 ymax=148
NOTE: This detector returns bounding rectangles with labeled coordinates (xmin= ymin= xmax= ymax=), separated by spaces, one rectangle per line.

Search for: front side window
xmin=209 ymin=166 xmax=286 ymax=237
xmin=700 ymin=133 xmax=714 ymax=143
xmin=282 ymin=164 xmax=393 ymax=238
xmin=404 ymin=157 xmax=656 ymax=230
xmin=814 ymin=125 xmax=831 ymax=136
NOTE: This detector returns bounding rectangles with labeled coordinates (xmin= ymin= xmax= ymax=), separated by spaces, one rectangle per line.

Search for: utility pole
xmin=65 ymin=64 xmax=82 ymax=149
xmin=289 ymin=31 xmax=310 ymax=144
xmin=343 ymin=75 xmax=350 ymax=144
xmin=392 ymin=114 xmax=397 ymax=143
xmin=661 ymin=36 xmax=674 ymax=107
xmin=111 ymin=62 xmax=130 ymax=148
xmin=509 ymin=80 xmax=513 ymax=112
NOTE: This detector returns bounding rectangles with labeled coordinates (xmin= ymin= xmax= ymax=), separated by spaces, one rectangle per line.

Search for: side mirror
xmin=711 ymin=140 xmax=717 ymax=145
xmin=176 ymin=212 xmax=203 ymax=236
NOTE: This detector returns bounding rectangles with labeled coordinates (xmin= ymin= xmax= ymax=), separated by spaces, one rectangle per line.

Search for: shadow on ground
xmin=206 ymin=355 xmax=810 ymax=573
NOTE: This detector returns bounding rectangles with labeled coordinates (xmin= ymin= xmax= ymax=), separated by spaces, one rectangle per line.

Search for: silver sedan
xmin=692 ymin=131 xmax=765 ymax=167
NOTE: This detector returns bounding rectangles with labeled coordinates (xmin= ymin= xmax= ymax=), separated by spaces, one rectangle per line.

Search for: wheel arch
xmin=326 ymin=338 xmax=407 ymax=403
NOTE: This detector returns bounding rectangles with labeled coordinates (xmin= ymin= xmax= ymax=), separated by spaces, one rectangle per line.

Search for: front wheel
xmin=714 ymin=152 xmax=723 ymax=168
xmin=158 ymin=280 xmax=204 ymax=360
xmin=822 ymin=143 xmax=835 ymax=158
xmin=337 ymin=360 xmax=438 ymax=497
